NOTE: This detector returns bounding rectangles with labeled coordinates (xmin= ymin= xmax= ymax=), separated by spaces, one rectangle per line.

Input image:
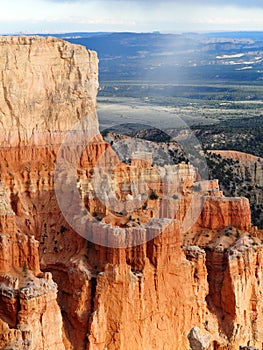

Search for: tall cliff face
xmin=0 ymin=35 xmax=100 ymax=350
xmin=0 ymin=35 xmax=98 ymax=146
xmin=0 ymin=35 xmax=261 ymax=350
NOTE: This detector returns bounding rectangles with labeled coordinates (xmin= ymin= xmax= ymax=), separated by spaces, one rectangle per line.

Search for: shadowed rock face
xmin=0 ymin=35 xmax=261 ymax=350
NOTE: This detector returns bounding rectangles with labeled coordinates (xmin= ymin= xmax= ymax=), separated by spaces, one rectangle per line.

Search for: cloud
xmin=3 ymin=0 xmax=263 ymax=34
xmin=45 ymin=0 xmax=81 ymax=2
xmin=44 ymin=0 xmax=263 ymax=6
xmin=187 ymin=0 xmax=263 ymax=7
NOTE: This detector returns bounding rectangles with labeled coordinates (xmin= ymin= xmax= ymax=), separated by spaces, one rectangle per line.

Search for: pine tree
xmin=22 ymin=261 xmax=28 ymax=276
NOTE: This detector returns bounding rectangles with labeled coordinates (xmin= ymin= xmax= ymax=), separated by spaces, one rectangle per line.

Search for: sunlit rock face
xmin=0 ymin=35 xmax=261 ymax=350
xmin=0 ymin=35 xmax=99 ymax=350
xmin=0 ymin=35 xmax=99 ymax=147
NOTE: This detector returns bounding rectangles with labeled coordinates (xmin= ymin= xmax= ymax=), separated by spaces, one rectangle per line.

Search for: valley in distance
xmin=60 ymin=30 xmax=263 ymax=228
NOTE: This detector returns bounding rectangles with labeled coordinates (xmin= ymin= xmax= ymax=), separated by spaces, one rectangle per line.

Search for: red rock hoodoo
xmin=0 ymin=36 xmax=261 ymax=350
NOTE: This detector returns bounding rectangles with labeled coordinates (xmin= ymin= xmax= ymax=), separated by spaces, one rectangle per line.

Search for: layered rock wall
xmin=0 ymin=35 xmax=98 ymax=146
xmin=0 ymin=35 xmax=100 ymax=350
xmin=0 ymin=35 xmax=261 ymax=350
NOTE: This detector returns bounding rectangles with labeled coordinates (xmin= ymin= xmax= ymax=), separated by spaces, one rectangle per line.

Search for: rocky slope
xmin=0 ymin=35 xmax=262 ymax=350
xmin=206 ymin=150 xmax=263 ymax=228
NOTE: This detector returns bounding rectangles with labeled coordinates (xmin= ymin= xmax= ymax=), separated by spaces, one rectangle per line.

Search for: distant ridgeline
xmin=42 ymin=31 xmax=263 ymax=84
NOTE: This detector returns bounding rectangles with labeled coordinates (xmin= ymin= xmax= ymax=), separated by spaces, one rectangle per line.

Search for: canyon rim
xmin=0 ymin=35 xmax=261 ymax=350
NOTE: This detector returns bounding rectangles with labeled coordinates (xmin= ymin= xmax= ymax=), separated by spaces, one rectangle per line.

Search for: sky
xmin=1 ymin=0 xmax=263 ymax=34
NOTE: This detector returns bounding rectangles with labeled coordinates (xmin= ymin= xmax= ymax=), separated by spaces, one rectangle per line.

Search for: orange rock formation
xmin=0 ymin=35 xmax=260 ymax=350
xmin=209 ymin=150 xmax=262 ymax=164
